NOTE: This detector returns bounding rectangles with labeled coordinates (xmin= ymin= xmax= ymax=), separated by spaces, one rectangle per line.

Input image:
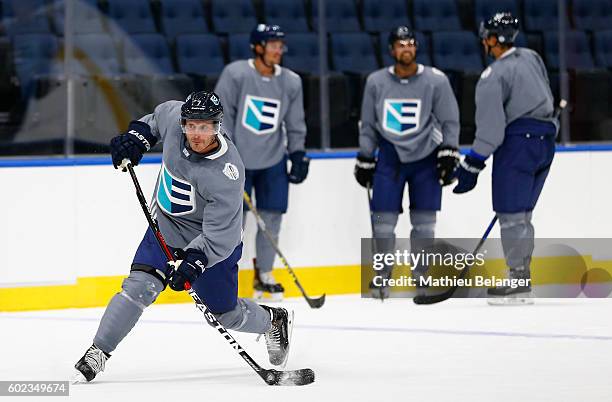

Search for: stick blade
xmin=413 ymin=291 xmax=452 ymax=305
xmin=306 ymin=294 xmax=326 ymax=309
xmin=264 ymin=368 xmax=315 ymax=386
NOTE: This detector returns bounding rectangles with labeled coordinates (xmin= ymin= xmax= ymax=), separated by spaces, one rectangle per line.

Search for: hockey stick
xmin=413 ymin=215 xmax=498 ymax=305
xmin=243 ymin=192 xmax=326 ymax=308
xmin=123 ymin=161 xmax=314 ymax=386
xmin=366 ymin=183 xmax=387 ymax=302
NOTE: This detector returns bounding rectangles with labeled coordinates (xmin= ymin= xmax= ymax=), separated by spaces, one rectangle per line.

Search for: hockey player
xmin=73 ymin=91 xmax=293 ymax=383
xmin=453 ymin=13 xmax=558 ymax=304
xmin=354 ymin=26 xmax=460 ymax=298
xmin=214 ymin=24 xmax=309 ymax=301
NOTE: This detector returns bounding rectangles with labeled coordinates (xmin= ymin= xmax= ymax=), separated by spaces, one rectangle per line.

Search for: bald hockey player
xmin=72 ymin=91 xmax=293 ymax=383
xmin=453 ymin=13 xmax=558 ymax=305
xmin=354 ymin=26 xmax=460 ymax=299
xmin=215 ymin=24 xmax=309 ymax=301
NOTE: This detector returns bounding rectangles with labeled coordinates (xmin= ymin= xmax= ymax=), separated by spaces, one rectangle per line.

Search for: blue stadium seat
xmin=106 ymin=0 xmax=156 ymax=35
xmin=73 ymin=33 xmax=121 ymax=76
xmin=227 ymin=33 xmax=251 ymax=61
xmin=159 ymin=0 xmax=209 ymax=42
xmin=176 ymin=34 xmax=225 ymax=76
xmin=2 ymin=0 xmax=51 ymax=35
xmin=263 ymin=0 xmax=309 ymax=33
xmin=330 ymin=32 xmax=378 ymax=74
xmin=431 ymin=31 xmax=483 ymax=72
xmin=123 ymin=33 xmax=174 ymax=74
xmin=594 ymin=30 xmax=612 ymax=68
xmin=211 ymin=0 xmax=257 ymax=34
xmin=51 ymin=0 xmax=105 ymax=36
xmin=282 ymin=32 xmax=319 ymax=74
xmin=413 ymin=0 xmax=461 ymax=32
xmin=311 ymin=0 xmax=360 ymax=33
xmin=473 ymin=0 xmax=519 ymax=28
xmin=12 ymin=33 xmax=61 ymax=97
xmin=380 ymin=31 xmax=431 ymax=67
xmin=573 ymin=0 xmax=612 ymax=31
xmin=523 ymin=0 xmax=564 ymax=32
xmin=362 ymin=0 xmax=410 ymax=33
xmin=544 ymin=30 xmax=594 ymax=69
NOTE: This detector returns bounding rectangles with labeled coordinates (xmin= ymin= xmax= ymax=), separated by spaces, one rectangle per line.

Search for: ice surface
xmin=1 ymin=296 xmax=611 ymax=401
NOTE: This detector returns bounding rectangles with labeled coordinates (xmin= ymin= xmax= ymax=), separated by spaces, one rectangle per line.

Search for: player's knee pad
xmin=497 ymin=212 xmax=530 ymax=235
xmin=372 ymin=212 xmax=399 ymax=238
xmin=211 ymin=298 xmax=271 ymax=333
xmin=259 ymin=210 xmax=283 ymax=237
xmin=120 ymin=270 xmax=164 ymax=311
xmin=409 ymin=210 xmax=436 ymax=238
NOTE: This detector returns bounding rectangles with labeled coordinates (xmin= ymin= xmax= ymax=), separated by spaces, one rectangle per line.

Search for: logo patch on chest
xmin=156 ymin=164 xmax=196 ymax=216
xmin=242 ymin=94 xmax=281 ymax=135
xmin=382 ymin=99 xmax=421 ymax=136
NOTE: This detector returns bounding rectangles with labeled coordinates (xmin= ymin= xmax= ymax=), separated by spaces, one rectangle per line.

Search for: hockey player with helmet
xmin=214 ymin=24 xmax=309 ymax=301
xmin=354 ymin=26 xmax=460 ymax=299
xmin=453 ymin=13 xmax=558 ymax=304
xmin=73 ymin=91 xmax=293 ymax=383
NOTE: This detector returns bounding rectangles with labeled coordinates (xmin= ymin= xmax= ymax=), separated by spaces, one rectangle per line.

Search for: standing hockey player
xmin=73 ymin=91 xmax=293 ymax=383
xmin=215 ymin=24 xmax=309 ymax=301
xmin=354 ymin=26 xmax=460 ymax=298
xmin=453 ymin=13 xmax=558 ymax=304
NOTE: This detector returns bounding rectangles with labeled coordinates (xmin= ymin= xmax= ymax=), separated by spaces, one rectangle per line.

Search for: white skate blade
xmin=253 ymin=290 xmax=283 ymax=302
xmin=280 ymin=310 xmax=294 ymax=369
xmin=70 ymin=371 xmax=88 ymax=384
xmin=253 ymin=290 xmax=264 ymax=300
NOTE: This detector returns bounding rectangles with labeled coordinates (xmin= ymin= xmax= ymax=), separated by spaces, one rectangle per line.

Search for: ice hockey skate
xmin=261 ymin=306 xmax=293 ymax=367
xmin=253 ymin=259 xmax=284 ymax=301
xmin=72 ymin=344 xmax=111 ymax=383
xmin=487 ymin=267 xmax=534 ymax=306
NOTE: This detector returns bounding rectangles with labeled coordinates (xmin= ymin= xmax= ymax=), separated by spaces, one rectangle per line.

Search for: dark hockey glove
xmin=436 ymin=146 xmax=460 ymax=186
xmin=453 ymin=153 xmax=487 ymax=194
xmin=110 ymin=121 xmax=157 ymax=169
xmin=167 ymin=249 xmax=208 ymax=291
xmin=354 ymin=154 xmax=376 ymax=188
xmin=288 ymin=151 xmax=310 ymax=184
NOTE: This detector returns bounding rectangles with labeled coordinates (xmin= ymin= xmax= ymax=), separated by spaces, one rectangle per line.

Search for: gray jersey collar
xmin=248 ymin=58 xmax=281 ymax=77
xmin=388 ymin=64 xmax=424 ymax=83
xmin=499 ymin=47 xmax=517 ymax=60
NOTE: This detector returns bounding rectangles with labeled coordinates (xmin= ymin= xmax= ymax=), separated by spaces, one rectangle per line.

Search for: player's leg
xmin=251 ymin=157 xmax=289 ymax=301
xmin=192 ymin=244 xmax=293 ymax=366
xmin=73 ymin=228 xmax=169 ymax=382
xmin=369 ymin=138 xmax=406 ymax=299
xmin=242 ymin=168 xmax=255 ymax=228
xmin=406 ymin=151 xmax=441 ymax=293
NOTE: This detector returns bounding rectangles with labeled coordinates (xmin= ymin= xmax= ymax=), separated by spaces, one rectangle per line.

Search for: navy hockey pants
xmin=244 ymin=156 xmax=289 ymax=213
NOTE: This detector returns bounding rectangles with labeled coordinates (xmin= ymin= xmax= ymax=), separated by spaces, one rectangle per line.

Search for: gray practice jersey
xmin=359 ymin=64 xmax=460 ymax=163
xmin=138 ymin=101 xmax=245 ymax=268
xmin=214 ymin=59 xmax=306 ymax=170
xmin=473 ymin=47 xmax=558 ymax=157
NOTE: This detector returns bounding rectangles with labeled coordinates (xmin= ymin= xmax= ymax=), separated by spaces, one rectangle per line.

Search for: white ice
xmin=1 ymin=295 xmax=612 ymax=401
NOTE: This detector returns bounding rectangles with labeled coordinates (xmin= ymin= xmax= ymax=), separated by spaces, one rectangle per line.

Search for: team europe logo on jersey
xmin=242 ymin=94 xmax=281 ymax=135
xmin=382 ymin=99 xmax=421 ymax=136
xmin=156 ymin=164 xmax=196 ymax=216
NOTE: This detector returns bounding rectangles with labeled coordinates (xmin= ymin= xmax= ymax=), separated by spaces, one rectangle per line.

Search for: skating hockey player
xmin=215 ymin=24 xmax=309 ymax=301
xmin=354 ymin=26 xmax=460 ymax=299
xmin=73 ymin=91 xmax=293 ymax=383
xmin=453 ymin=13 xmax=558 ymax=305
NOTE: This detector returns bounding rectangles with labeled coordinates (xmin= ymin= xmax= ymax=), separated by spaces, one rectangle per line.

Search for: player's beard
xmin=188 ymin=134 xmax=217 ymax=154
xmin=396 ymin=51 xmax=415 ymax=67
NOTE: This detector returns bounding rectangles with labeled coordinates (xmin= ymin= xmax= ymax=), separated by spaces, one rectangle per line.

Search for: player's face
xmin=184 ymin=119 xmax=219 ymax=153
xmin=391 ymin=39 xmax=417 ymax=66
xmin=263 ymin=39 xmax=285 ymax=65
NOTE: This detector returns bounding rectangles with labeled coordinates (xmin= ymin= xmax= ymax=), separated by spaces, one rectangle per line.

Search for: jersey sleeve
xmin=138 ymin=100 xmax=183 ymax=144
xmin=358 ymin=74 xmax=379 ymax=158
xmin=214 ymin=66 xmax=240 ymax=142
xmin=432 ymin=72 xmax=460 ymax=148
xmin=184 ymin=164 xmax=244 ymax=267
xmin=285 ymin=74 xmax=307 ymax=154
xmin=472 ymin=68 xmax=507 ymax=158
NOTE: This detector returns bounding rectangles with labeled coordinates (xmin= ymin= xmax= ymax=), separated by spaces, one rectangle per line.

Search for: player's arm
xmin=167 ymin=168 xmax=244 ymax=291
xmin=285 ymin=77 xmax=309 ymax=184
xmin=109 ymin=101 xmax=180 ymax=169
xmin=454 ymin=70 xmax=505 ymax=194
xmin=354 ymin=75 xmax=378 ymax=188
xmin=432 ymin=71 xmax=461 ymax=186
xmin=214 ymin=67 xmax=239 ymax=141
